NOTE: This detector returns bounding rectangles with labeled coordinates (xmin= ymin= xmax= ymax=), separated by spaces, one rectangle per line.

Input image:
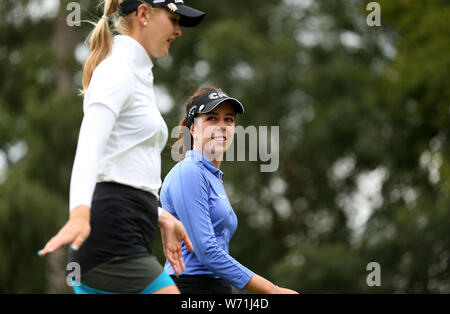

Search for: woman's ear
xmin=136 ymin=4 xmax=150 ymax=27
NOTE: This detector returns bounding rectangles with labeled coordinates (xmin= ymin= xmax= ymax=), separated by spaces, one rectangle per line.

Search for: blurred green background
xmin=1 ymin=0 xmax=449 ymax=293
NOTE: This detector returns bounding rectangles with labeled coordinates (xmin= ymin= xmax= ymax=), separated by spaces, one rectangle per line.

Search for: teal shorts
xmin=70 ymin=255 xmax=175 ymax=294
xmin=71 ymin=270 xmax=174 ymax=294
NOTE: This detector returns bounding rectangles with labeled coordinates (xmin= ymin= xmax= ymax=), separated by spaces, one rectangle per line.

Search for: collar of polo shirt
xmin=113 ymin=35 xmax=154 ymax=78
xmin=185 ymin=150 xmax=224 ymax=179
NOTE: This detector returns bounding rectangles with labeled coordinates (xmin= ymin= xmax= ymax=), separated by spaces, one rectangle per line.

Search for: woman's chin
xmin=153 ymin=48 xmax=169 ymax=59
xmin=204 ymin=147 xmax=225 ymax=159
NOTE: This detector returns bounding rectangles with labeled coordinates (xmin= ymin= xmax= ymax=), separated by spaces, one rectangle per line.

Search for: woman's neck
xmin=197 ymin=149 xmax=222 ymax=169
xmin=212 ymin=159 xmax=221 ymax=169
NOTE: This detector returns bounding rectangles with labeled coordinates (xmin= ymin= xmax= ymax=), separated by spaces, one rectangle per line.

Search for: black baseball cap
xmin=120 ymin=0 xmax=205 ymax=27
xmin=186 ymin=89 xmax=245 ymax=127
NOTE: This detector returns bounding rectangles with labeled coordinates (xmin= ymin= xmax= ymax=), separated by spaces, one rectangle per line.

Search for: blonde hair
xmin=81 ymin=0 xmax=154 ymax=93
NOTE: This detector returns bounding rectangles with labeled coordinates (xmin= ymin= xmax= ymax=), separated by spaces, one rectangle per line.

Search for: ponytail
xmin=81 ymin=0 xmax=123 ymax=93
xmin=173 ymin=86 xmax=219 ymax=158
xmin=173 ymin=117 xmax=192 ymax=157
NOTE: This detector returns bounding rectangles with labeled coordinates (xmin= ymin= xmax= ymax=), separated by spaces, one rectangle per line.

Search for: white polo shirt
xmin=69 ymin=35 xmax=168 ymax=211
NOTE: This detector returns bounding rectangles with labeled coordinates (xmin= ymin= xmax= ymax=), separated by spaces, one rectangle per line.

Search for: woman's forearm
xmin=70 ymin=205 xmax=91 ymax=221
xmin=244 ymin=274 xmax=277 ymax=294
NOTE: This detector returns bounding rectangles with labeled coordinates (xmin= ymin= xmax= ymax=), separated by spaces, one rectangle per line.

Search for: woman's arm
xmin=39 ymin=105 xmax=194 ymax=276
xmin=170 ymin=162 xmax=254 ymax=290
xmin=69 ymin=104 xmax=116 ymax=211
xmin=170 ymin=162 xmax=299 ymax=293
xmin=38 ymin=104 xmax=116 ymax=256
xmin=244 ymin=274 xmax=299 ymax=294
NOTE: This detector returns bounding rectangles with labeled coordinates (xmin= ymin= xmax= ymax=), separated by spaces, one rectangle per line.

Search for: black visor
xmin=120 ymin=0 xmax=205 ymax=27
xmin=186 ymin=89 xmax=245 ymax=127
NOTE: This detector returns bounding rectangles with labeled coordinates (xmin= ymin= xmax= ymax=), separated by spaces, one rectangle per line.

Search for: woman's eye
xmin=226 ymin=118 xmax=235 ymax=123
xmin=207 ymin=116 xmax=216 ymax=121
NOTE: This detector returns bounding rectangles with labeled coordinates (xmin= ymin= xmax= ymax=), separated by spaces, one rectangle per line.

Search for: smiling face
xmin=191 ymin=102 xmax=236 ymax=164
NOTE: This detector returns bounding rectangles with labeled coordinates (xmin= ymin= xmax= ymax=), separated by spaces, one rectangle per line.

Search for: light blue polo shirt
xmin=160 ymin=150 xmax=254 ymax=290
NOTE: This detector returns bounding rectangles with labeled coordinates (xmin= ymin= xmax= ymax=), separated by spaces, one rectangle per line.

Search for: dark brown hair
xmin=174 ymin=86 xmax=219 ymax=157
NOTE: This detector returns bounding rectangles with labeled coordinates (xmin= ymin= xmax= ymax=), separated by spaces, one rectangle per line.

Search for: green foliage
xmin=0 ymin=0 xmax=449 ymax=293
xmin=0 ymin=166 xmax=66 ymax=293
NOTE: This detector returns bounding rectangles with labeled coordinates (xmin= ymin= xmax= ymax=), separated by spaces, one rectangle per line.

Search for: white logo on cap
xmin=199 ymin=105 xmax=205 ymax=112
xmin=168 ymin=3 xmax=178 ymax=12
xmin=175 ymin=0 xmax=184 ymax=3
xmin=188 ymin=105 xmax=197 ymax=117
xmin=208 ymin=91 xmax=228 ymax=100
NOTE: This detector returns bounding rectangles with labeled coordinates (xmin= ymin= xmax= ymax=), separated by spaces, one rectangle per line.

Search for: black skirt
xmin=68 ymin=181 xmax=159 ymax=276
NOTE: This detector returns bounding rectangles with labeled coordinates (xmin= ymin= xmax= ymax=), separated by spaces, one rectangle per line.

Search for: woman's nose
xmin=174 ymin=24 xmax=182 ymax=37
xmin=217 ymin=121 xmax=228 ymax=132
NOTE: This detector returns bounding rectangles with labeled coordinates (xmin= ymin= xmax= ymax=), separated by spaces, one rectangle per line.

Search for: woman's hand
xmin=245 ymin=274 xmax=300 ymax=294
xmin=38 ymin=205 xmax=91 ymax=257
xmin=270 ymin=286 xmax=299 ymax=294
xmin=158 ymin=209 xmax=194 ymax=276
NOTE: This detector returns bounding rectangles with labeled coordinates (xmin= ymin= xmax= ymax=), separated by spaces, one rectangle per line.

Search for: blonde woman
xmin=38 ymin=0 xmax=205 ymax=294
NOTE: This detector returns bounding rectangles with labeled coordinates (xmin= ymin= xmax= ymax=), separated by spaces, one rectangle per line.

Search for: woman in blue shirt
xmin=160 ymin=87 xmax=298 ymax=294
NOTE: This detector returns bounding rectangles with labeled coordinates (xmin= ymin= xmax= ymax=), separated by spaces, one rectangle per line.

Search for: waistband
xmin=93 ymin=181 xmax=157 ymax=208
xmin=171 ymin=274 xmax=230 ymax=285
